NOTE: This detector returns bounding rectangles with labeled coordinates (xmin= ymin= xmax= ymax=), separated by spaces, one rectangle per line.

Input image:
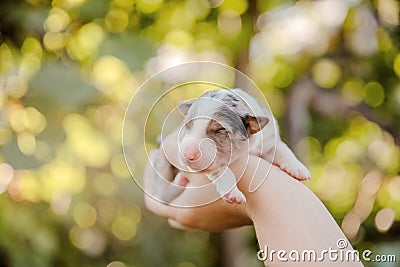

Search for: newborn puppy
xmin=149 ymin=89 xmax=310 ymax=204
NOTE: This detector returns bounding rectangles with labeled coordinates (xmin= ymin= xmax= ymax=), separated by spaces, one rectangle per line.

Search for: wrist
xmin=230 ymin=155 xmax=289 ymax=222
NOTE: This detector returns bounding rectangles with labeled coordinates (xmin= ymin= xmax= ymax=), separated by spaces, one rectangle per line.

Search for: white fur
xmin=209 ymin=89 xmax=310 ymax=204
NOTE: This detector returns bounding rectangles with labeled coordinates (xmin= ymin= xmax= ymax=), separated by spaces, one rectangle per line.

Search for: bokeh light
xmin=73 ymin=202 xmax=97 ymax=228
xmin=312 ymin=59 xmax=342 ymax=89
xmin=375 ymin=208 xmax=396 ymax=233
xmin=0 ymin=0 xmax=399 ymax=266
xmin=0 ymin=163 xmax=14 ymax=194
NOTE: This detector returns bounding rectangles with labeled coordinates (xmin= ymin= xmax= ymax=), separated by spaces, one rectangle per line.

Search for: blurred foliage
xmin=0 ymin=0 xmax=399 ymax=266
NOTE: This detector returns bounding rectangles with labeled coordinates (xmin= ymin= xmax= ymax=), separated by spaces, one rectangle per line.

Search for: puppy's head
xmin=177 ymin=89 xmax=269 ymax=173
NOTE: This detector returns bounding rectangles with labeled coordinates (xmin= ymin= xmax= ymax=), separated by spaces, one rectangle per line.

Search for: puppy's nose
xmin=180 ymin=136 xmax=201 ymax=162
xmin=183 ymin=150 xmax=200 ymax=161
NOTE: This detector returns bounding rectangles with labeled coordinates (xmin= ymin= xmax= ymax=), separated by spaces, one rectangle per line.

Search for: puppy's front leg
xmin=273 ymin=142 xmax=311 ymax=181
xmin=207 ymin=168 xmax=246 ymax=204
xmin=148 ymin=149 xmax=186 ymax=203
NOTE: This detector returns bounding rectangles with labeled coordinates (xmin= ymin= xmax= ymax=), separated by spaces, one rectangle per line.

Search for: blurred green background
xmin=0 ymin=0 xmax=399 ymax=266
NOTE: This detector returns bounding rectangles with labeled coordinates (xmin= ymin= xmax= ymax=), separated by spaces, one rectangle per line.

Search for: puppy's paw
xmin=173 ymin=173 xmax=189 ymax=187
xmin=277 ymin=160 xmax=311 ymax=181
xmin=273 ymin=142 xmax=311 ymax=181
xmin=223 ymin=188 xmax=246 ymax=204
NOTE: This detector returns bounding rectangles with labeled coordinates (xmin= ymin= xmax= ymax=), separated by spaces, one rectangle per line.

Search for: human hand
xmin=143 ymin=133 xmax=252 ymax=232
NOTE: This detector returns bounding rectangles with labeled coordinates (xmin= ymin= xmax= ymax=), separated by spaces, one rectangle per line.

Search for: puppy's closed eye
xmin=215 ymin=128 xmax=228 ymax=135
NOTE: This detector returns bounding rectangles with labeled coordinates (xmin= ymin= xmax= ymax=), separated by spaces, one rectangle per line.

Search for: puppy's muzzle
xmin=179 ymin=136 xmax=217 ymax=171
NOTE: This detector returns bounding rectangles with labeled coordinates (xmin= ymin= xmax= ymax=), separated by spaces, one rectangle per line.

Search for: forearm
xmin=231 ymin=156 xmax=363 ymax=266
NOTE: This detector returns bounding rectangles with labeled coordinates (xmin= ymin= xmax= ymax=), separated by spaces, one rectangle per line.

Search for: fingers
xmin=168 ymin=219 xmax=192 ymax=230
xmin=145 ymin=187 xmax=252 ymax=231
xmin=143 ymin=133 xmax=254 ymax=232
xmin=144 ymin=190 xmax=177 ymax=219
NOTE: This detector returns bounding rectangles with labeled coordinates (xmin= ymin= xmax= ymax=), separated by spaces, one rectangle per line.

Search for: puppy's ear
xmin=242 ymin=115 xmax=269 ymax=135
xmin=177 ymin=100 xmax=193 ymax=116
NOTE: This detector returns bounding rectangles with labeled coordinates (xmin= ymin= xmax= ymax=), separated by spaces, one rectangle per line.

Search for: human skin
xmin=144 ymin=133 xmax=364 ymax=266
